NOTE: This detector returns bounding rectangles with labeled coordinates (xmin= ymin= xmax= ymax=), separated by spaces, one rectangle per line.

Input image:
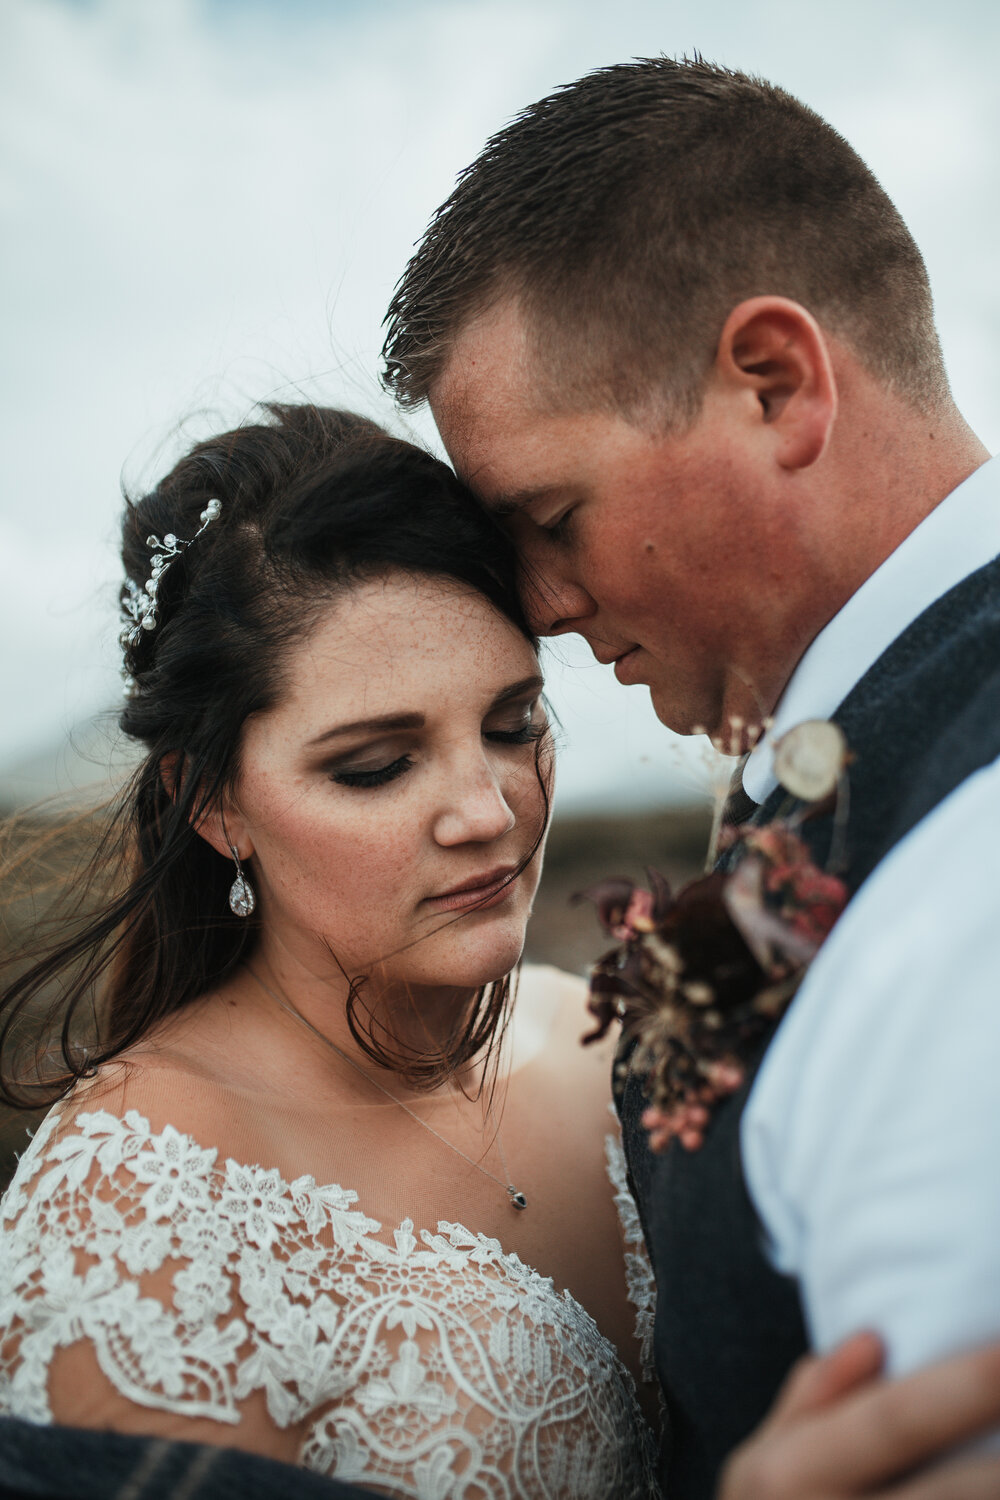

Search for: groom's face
xmin=431 ymin=301 xmax=793 ymax=740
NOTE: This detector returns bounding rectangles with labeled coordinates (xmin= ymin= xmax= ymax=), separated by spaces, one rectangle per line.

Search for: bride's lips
xmin=613 ymin=646 xmax=642 ymax=684
xmin=425 ymin=865 xmax=520 ymax=913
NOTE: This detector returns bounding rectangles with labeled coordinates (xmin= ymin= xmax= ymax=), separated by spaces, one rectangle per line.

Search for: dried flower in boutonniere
xmin=579 ymin=720 xmax=851 ymax=1153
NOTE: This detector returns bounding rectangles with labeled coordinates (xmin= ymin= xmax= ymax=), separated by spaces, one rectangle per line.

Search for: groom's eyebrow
xmin=484 ymin=486 xmax=561 ymax=517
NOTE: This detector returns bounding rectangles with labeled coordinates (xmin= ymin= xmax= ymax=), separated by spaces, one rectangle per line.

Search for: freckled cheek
xmin=509 ymin=768 xmax=551 ymax=885
xmin=247 ymin=799 xmax=428 ymax=931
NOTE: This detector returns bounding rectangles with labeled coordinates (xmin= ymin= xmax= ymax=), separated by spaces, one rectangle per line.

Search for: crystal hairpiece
xmin=119 ymin=498 xmax=222 ymax=681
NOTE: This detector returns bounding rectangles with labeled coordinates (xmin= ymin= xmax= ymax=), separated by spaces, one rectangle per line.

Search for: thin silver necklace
xmin=246 ymin=967 xmax=528 ymax=1211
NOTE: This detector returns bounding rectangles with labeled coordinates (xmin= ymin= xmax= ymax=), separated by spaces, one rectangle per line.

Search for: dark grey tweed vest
xmin=618 ymin=552 xmax=1000 ymax=1500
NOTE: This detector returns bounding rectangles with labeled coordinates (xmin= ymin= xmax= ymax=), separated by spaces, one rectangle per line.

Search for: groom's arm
xmin=741 ymin=751 xmax=1000 ymax=1413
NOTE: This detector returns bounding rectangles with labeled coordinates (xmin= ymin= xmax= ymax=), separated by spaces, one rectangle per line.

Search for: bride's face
xmin=229 ymin=571 xmax=551 ymax=993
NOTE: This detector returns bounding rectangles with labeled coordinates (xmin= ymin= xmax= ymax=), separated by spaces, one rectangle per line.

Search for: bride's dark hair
xmin=0 ymin=404 xmax=548 ymax=1109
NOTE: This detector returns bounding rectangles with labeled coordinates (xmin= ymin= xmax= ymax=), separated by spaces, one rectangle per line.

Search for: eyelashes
xmin=484 ymin=722 xmax=549 ymax=747
xmin=540 ymin=506 xmax=576 ymax=543
xmin=331 ymin=755 xmax=414 ymax=789
xmin=329 ymin=720 xmax=549 ymax=791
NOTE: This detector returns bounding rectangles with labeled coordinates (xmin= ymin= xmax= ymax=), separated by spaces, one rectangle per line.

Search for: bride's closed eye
xmin=485 ymin=723 xmax=548 ymax=747
xmin=486 ymin=719 xmax=548 ymax=746
xmin=330 ymin=755 xmax=414 ymax=789
xmin=329 ymin=704 xmax=548 ymax=791
xmin=484 ymin=696 xmax=549 ymax=747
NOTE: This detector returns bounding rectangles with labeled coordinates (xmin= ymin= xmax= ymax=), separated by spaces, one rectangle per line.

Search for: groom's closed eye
xmin=486 ymin=484 xmax=568 ymax=519
xmin=536 ymin=505 xmax=577 ymax=543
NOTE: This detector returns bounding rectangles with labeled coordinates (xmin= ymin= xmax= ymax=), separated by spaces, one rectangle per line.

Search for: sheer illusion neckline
xmin=47 ymin=1101 xmax=526 ymax=1252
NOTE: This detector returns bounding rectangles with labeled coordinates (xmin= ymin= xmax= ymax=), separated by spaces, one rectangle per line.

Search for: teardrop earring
xmin=228 ymin=845 xmax=256 ymax=918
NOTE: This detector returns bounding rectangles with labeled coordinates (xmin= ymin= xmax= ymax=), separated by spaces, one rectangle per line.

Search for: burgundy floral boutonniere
xmin=579 ymin=721 xmax=851 ymax=1152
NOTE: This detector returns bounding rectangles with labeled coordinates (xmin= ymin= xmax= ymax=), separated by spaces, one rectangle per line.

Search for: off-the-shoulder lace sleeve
xmin=0 ymin=1107 xmax=662 ymax=1499
xmin=0 ymin=1106 xmax=381 ymax=1432
xmin=605 ymin=1131 xmax=657 ymax=1385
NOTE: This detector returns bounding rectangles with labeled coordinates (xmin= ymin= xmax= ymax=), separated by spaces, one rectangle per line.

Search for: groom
xmin=383 ymin=57 xmax=1000 ymax=1500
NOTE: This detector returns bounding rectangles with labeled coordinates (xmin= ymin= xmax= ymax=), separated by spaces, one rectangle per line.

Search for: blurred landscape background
xmin=2 ymin=0 xmax=998 ymax=1181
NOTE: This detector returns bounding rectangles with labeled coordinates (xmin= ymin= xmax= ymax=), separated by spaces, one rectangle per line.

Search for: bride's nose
xmin=432 ymin=756 xmax=517 ymax=846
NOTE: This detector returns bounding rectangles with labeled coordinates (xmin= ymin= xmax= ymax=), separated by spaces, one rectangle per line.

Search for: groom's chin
xmin=646 ymin=681 xmax=707 ymax=739
xmin=645 ymin=668 xmax=780 ymax=751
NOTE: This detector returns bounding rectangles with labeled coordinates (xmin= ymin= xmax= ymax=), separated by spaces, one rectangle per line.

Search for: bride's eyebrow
xmin=306 ymin=712 xmax=425 ymax=748
xmin=306 ymin=676 xmax=544 ymax=748
xmin=490 ymin=674 xmax=545 ymax=707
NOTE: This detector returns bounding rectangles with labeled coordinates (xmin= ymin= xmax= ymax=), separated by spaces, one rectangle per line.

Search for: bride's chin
xmin=420 ymin=924 xmax=528 ymax=993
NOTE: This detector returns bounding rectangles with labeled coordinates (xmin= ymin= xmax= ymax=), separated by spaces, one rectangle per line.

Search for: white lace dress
xmin=0 ymin=1105 xmax=660 ymax=1499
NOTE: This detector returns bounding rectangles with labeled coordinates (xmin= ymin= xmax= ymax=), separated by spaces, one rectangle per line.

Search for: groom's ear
xmin=714 ymin=297 xmax=838 ymax=471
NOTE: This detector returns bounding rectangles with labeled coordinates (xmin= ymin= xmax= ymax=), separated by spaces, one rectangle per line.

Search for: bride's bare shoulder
xmin=513 ymin=962 xmax=583 ymax=1041
xmin=54 ymin=1055 xmax=237 ymax=1148
xmin=514 ymin=963 xmax=615 ymax=1080
xmin=53 ymin=998 xmax=274 ymax=1148
xmin=517 ymin=961 xmax=588 ymax=1009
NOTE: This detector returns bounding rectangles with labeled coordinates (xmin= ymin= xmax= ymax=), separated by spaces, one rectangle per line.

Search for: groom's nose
xmin=519 ymin=564 xmax=597 ymax=636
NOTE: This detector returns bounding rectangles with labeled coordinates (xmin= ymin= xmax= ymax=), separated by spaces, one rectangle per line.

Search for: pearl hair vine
xmin=119 ymin=498 xmax=222 ymax=691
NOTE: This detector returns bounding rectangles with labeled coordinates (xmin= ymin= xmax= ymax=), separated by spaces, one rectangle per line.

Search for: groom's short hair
xmin=382 ymin=56 xmax=949 ymax=426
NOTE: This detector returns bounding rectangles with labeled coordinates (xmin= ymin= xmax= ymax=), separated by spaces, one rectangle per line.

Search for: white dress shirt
xmin=741 ymin=454 xmax=1000 ymax=1377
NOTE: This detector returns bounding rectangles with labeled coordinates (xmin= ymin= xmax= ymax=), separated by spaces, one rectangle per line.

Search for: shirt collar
xmin=741 ymin=454 xmax=1000 ymax=805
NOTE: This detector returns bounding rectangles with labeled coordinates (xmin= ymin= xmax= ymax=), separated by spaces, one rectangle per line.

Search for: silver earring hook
xmin=227 ymin=843 xmax=256 ymax=918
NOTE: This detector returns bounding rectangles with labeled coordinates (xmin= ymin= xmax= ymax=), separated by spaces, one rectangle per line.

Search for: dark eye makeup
xmin=332 ymin=755 xmax=415 ymax=789
xmin=485 ymin=720 xmax=548 ymax=746
xmin=329 ymin=702 xmax=548 ymax=791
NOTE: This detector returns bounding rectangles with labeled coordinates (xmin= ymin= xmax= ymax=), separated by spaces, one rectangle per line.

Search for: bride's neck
xmin=246 ymin=937 xmax=487 ymax=1096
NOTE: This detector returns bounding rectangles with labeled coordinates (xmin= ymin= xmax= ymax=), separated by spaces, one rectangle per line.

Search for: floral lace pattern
xmin=605 ymin=1134 xmax=656 ymax=1384
xmin=0 ymin=1107 xmax=660 ymax=1499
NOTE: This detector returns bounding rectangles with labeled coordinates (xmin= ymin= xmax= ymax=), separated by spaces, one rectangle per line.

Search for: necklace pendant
xmin=507 ymin=1186 xmax=528 ymax=1211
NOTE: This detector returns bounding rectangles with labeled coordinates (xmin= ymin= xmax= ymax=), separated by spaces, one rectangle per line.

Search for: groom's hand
xmin=718 ymin=1332 xmax=1000 ymax=1499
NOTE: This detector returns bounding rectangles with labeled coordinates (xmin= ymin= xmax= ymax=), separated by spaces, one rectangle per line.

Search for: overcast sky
xmin=2 ymin=0 xmax=998 ymax=811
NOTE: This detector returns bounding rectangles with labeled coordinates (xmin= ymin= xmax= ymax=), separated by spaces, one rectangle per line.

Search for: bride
xmin=0 ymin=405 xmax=660 ymax=1498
